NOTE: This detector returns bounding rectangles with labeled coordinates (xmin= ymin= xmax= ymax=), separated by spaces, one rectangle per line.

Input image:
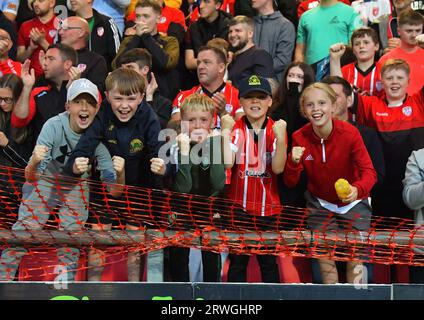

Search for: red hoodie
xmin=283 ymin=119 xmax=376 ymax=206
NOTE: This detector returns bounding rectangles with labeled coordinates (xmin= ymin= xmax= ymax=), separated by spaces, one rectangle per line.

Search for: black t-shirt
xmin=227 ymin=46 xmax=275 ymax=88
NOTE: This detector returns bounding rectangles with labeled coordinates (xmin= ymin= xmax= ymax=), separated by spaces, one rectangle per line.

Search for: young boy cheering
xmin=221 ymin=75 xmax=287 ymax=283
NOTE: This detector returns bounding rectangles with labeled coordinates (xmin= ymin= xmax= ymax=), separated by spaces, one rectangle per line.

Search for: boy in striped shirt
xmin=221 ymin=75 xmax=287 ymax=283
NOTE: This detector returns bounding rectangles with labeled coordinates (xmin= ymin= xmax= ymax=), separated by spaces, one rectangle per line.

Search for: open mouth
xmin=79 ymin=114 xmax=89 ymax=124
xmin=311 ymin=113 xmax=323 ymax=120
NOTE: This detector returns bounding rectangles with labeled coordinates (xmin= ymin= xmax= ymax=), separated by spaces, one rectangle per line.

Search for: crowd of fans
xmin=0 ymin=0 xmax=422 ymax=284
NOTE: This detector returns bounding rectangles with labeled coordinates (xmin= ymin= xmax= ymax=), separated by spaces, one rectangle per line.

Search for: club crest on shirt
xmin=97 ymin=27 xmax=104 ymax=37
xmin=402 ymin=106 xmax=412 ymax=117
xmin=130 ymin=138 xmax=143 ymax=153
xmin=49 ymin=29 xmax=57 ymax=38
xmin=225 ymin=104 xmax=233 ymax=113
xmin=159 ymin=16 xmax=166 ymax=24
xmin=375 ymin=80 xmax=383 ymax=92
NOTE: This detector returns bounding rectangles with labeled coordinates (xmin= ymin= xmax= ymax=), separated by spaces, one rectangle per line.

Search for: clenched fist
xmin=291 ymin=146 xmax=305 ymax=164
xmin=221 ymin=114 xmax=235 ymax=132
xmin=32 ymin=145 xmax=49 ymax=164
xmin=150 ymin=157 xmax=166 ymax=176
xmin=112 ymin=156 xmax=125 ymax=176
xmin=272 ymin=119 xmax=287 ymax=142
xmin=176 ymin=133 xmax=191 ymax=156
xmin=73 ymin=157 xmax=90 ymax=175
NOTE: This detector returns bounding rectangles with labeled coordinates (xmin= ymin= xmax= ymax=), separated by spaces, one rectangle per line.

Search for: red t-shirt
xmin=17 ymin=16 xmax=59 ymax=78
xmin=172 ymin=83 xmax=242 ymax=128
xmin=227 ymin=116 xmax=281 ymax=216
xmin=378 ymin=46 xmax=424 ymax=96
xmin=342 ymin=62 xmax=383 ymax=96
xmin=0 ymin=58 xmax=22 ymax=77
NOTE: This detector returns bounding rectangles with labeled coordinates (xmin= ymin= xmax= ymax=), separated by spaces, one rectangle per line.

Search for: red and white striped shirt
xmin=227 ymin=117 xmax=281 ymax=216
xmin=172 ymin=82 xmax=242 ymax=128
xmin=341 ymin=62 xmax=383 ymax=96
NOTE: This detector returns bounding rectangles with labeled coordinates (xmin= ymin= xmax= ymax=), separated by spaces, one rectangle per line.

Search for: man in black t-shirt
xmin=227 ymin=16 xmax=275 ymax=88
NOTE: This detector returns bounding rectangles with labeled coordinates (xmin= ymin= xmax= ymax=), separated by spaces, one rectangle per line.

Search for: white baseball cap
xmin=67 ymin=78 xmax=99 ymax=103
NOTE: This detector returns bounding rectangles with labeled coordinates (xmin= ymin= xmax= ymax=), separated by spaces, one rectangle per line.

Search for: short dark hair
xmin=47 ymin=43 xmax=78 ymax=65
xmin=116 ymin=48 xmax=152 ymax=69
xmin=197 ymin=46 xmax=227 ymax=64
xmin=321 ymin=76 xmax=353 ymax=97
xmin=351 ymin=27 xmax=379 ymax=45
xmin=135 ymin=0 xmax=162 ymax=14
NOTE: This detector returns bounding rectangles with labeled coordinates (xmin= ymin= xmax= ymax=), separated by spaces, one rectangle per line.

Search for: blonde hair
xmin=180 ymin=94 xmax=215 ymax=118
xmin=300 ymin=82 xmax=337 ymax=115
xmin=381 ymin=59 xmax=410 ymax=78
xmin=105 ymin=68 xmax=145 ymax=95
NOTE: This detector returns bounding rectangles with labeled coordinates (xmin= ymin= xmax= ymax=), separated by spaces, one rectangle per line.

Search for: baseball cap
xmin=238 ymin=75 xmax=272 ymax=98
xmin=67 ymin=78 xmax=100 ymax=103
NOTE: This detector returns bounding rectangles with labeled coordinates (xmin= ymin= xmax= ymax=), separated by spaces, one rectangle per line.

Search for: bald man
xmin=59 ymin=16 xmax=107 ymax=93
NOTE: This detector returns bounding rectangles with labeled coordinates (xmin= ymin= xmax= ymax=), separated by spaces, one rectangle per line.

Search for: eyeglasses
xmin=0 ymin=97 xmax=13 ymax=104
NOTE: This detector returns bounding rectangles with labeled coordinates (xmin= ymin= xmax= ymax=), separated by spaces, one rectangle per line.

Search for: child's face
xmin=382 ymin=68 xmax=409 ymax=101
xmin=286 ymin=66 xmax=305 ymax=91
xmin=352 ymin=35 xmax=379 ymax=62
xmin=398 ymin=23 xmax=423 ymax=47
xmin=106 ymin=87 xmax=143 ymax=123
xmin=182 ymin=110 xmax=214 ymax=144
xmin=66 ymin=93 xmax=99 ymax=133
xmin=0 ymin=87 xmax=14 ymax=113
xmin=240 ymin=91 xmax=272 ymax=122
xmin=302 ymin=88 xmax=334 ymax=128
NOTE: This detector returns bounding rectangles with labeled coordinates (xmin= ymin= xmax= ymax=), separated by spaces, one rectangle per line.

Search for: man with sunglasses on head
xmin=59 ymin=16 xmax=108 ymax=93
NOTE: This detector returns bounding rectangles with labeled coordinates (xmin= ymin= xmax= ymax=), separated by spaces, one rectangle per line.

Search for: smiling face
xmin=240 ymin=91 xmax=272 ymax=123
xmin=106 ymin=87 xmax=143 ymax=123
xmin=66 ymin=93 xmax=99 ymax=133
xmin=301 ymin=87 xmax=334 ymax=130
xmin=228 ymin=23 xmax=252 ymax=52
xmin=352 ymin=34 xmax=379 ymax=62
xmin=381 ymin=68 xmax=409 ymax=101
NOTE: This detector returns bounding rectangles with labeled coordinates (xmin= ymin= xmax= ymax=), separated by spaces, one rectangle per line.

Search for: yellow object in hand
xmin=335 ymin=178 xmax=351 ymax=200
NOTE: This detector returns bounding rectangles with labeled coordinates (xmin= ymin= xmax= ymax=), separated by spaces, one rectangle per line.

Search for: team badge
xmin=225 ymin=104 xmax=233 ymax=113
xmin=248 ymin=75 xmax=261 ymax=86
xmin=97 ymin=27 xmax=104 ymax=37
xmin=49 ymin=29 xmax=57 ymax=38
xmin=78 ymin=64 xmax=87 ymax=72
xmin=130 ymin=139 xmax=144 ymax=153
xmin=159 ymin=16 xmax=166 ymax=24
xmin=372 ymin=6 xmax=379 ymax=17
xmin=375 ymin=80 xmax=383 ymax=92
xmin=402 ymin=106 xmax=412 ymax=117
xmin=108 ymin=124 xmax=115 ymax=131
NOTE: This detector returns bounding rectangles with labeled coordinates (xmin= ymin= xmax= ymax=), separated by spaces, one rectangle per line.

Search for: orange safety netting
xmin=0 ymin=165 xmax=422 ymax=281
